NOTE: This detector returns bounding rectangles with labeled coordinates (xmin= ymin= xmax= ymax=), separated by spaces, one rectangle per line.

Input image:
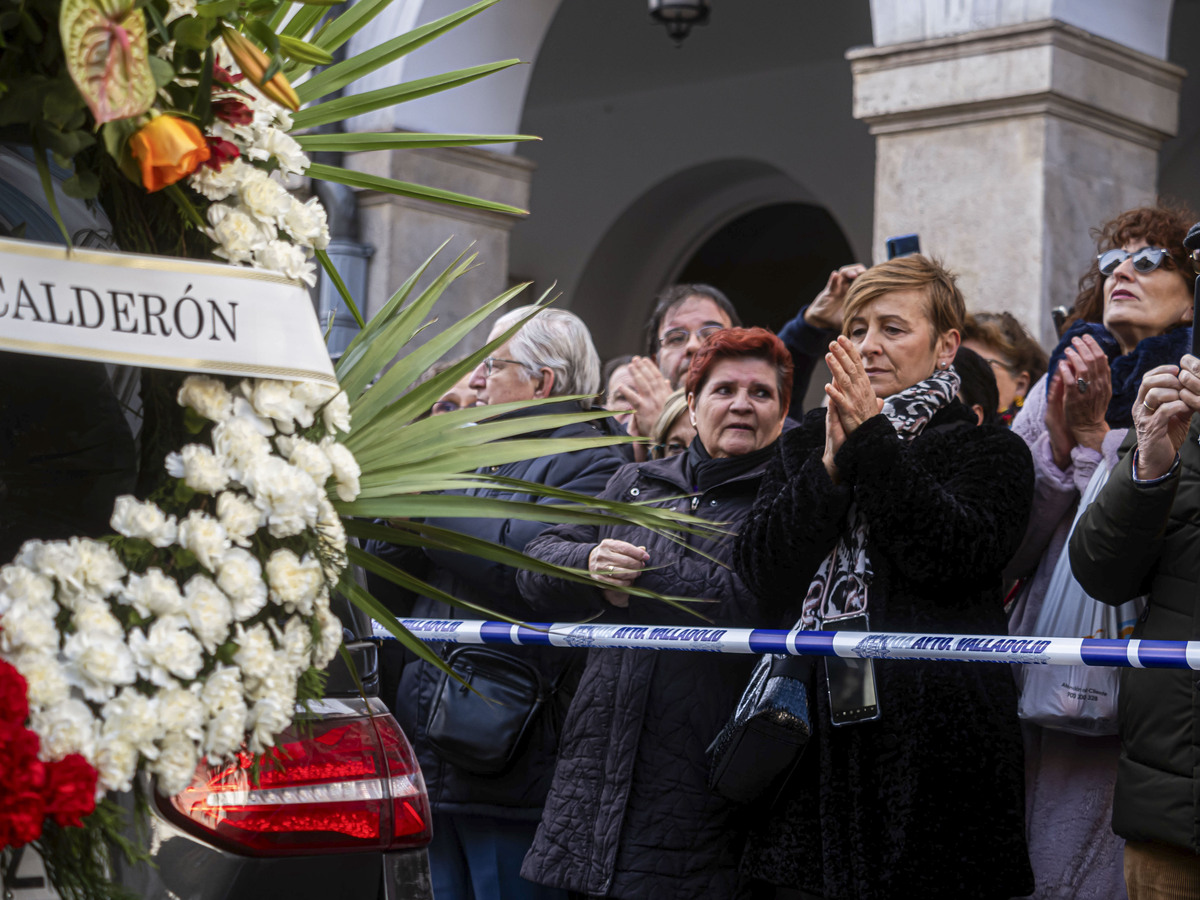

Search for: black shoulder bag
xmin=426 ymin=646 xmax=555 ymax=776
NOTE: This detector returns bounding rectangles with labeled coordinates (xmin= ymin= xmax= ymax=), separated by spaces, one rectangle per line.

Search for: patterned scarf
xmin=798 ymin=367 xmax=962 ymax=631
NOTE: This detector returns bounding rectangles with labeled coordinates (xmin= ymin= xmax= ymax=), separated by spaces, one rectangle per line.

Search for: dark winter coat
xmin=733 ymin=403 xmax=1036 ymax=900
xmin=517 ymin=441 xmax=776 ymax=899
xmin=365 ymin=400 xmax=624 ymax=820
xmin=1069 ymin=418 xmax=1200 ymax=855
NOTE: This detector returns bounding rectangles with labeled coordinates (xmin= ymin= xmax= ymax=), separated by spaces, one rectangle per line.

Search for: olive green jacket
xmin=1069 ymin=417 xmax=1200 ymax=854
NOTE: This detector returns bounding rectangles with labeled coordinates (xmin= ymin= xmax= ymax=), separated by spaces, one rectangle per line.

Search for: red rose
xmin=213 ymin=98 xmax=253 ymax=126
xmin=0 ymin=659 xmax=29 ymax=725
xmin=43 ymin=755 xmax=97 ymax=828
xmin=202 ymin=136 xmax=241 ymax=171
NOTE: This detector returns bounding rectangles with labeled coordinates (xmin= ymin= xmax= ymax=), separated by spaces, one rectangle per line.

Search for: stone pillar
xmin=346 ymin=145 xmax=534 ymax=353
xmin=849 ymin=20 xmax=1183 ymax=347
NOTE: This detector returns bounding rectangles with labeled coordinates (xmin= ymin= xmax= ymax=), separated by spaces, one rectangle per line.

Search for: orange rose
xmin=129 ymin=116 xmax=212 ymax=192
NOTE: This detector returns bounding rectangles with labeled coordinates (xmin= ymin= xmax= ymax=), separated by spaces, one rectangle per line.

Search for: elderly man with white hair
xmin=367 ymin=305 xmax=623 ymax=900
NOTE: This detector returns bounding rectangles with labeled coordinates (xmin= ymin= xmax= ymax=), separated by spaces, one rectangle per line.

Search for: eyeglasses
xmin=658 ymin=325 xmax=724 ymax=350
xmin=979 ymin=356 xmax=1016 ymax=375
xmin=651 ymin=440 xmax=689 ymax=460
xmin=479 ymin=356 xmax=533 ymax=376
xmin=1097 ymin=246 xmax=1176 ymax=277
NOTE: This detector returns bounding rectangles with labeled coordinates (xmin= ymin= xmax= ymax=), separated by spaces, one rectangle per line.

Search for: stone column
xmin=849 ymin=20 xmax=1183 ymax=347
xmin=346 ymin=145 xmax=534 ymax=353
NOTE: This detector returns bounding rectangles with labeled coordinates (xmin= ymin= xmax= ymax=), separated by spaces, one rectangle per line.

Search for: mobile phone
xmin=885 ymin=233 xmax=920 ymax=260
xmin=824 ymin=614 xmax=881 ymax=726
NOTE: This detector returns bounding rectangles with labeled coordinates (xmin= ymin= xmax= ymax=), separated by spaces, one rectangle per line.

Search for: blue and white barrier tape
xmin=387 ymin=618 xmax=1200 ymax=670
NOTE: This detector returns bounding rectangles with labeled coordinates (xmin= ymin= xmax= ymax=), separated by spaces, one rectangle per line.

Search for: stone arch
xmin=570 ymin=159 xmax=851 ymax=359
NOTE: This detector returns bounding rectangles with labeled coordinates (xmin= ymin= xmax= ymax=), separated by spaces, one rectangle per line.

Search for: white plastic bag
xmin=1016 ymin=461 xmax=1145 ymax=736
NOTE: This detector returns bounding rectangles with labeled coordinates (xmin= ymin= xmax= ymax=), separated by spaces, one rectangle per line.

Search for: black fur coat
xmin=733 ymin=402 xmax=1036 ymax=900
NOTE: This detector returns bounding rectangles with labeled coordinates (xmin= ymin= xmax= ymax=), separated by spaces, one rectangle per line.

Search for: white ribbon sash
xmin=0 ymin=237 xmax=335 ymax=385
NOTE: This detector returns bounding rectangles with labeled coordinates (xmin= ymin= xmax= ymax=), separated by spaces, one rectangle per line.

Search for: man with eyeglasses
xmin=620 ymin=271 xmax=867 ymax=453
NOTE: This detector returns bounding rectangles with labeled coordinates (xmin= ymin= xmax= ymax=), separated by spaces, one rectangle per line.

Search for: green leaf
xmin=192 ymin=46 xmax=214 ymax=121
xmin=62 ymin=167 xmax=100 ymax=199
xmin=315 ymin=247 xmax=364 ymax=329
xmin=195 ymin=0 xmax=240 ymax=17
xmin=59 ymin=0 xmax=156 ymax=123
xmin=279 ymin=2 xmax=328 ymax=40
xmin=336 ymin=572 xmax=448 ymax=673
xmin=297 ymin=0 xmax=507 ymax=101
xmin=246 ymin=16 xmax=282 ymax=54
xmin=295 ymin=132 xmax=538 ymax=153
xmin=293 ymin=60 xmax=517 ymax=123
xmin=173 ymin=14 xmax=209 ymax=49
xmin=278 ymin=33 xmax=334 ymax=65
xmin=32 ymin=142 xmax=74 ymax=247
xmin=148 ymin=55 xmax=175 ymax=88
xmin=305 ymin=162 xmax=527 ymax=217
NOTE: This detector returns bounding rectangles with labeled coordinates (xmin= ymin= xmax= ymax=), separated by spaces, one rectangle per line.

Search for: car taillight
xmin=163 ymin=712 xmax=432 ymax=856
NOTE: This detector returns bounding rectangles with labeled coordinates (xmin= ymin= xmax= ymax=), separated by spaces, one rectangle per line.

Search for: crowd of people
xmin=367 ymin=202 xmax=1200 ymax=900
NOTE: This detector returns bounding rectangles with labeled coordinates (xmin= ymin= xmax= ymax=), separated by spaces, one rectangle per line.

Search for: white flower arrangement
xmin=0 ymin=374 xmax=360 ymax=798
xmin=190 ymin=60 xmax=330 ymax=289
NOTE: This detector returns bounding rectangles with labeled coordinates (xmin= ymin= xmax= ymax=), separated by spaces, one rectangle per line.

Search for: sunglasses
xmin=1097 ymin=246 xmax=1176 ymax=277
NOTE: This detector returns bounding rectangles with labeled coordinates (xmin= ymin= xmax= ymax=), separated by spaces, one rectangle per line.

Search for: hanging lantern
xmin=648 ymin=0 xmax=710 ymax=47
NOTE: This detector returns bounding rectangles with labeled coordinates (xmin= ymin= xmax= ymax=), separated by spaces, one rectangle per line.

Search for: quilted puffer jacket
xmin=516 ymin=440 xmax=776 ymax=900
xmin=1070 ymin=417 xmax=1200 ymax=855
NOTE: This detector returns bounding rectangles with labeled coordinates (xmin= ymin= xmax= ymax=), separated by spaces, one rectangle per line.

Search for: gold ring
xmin=1143 ymin=400 xmax=1157 ymax=413
xmin=607 ymin=565 xmax=614 ymax=574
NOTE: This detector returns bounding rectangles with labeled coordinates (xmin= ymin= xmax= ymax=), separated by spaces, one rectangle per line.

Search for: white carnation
xmin=176 ymin=375 xmax=234 ymax=422
xmin=110 ymin=495 xmax=179 ymax=547
xmin=189 ymin=157 xmax=247 ymax=202
xmin=217 ymin=548 xmax=268 ymax=622
xmin=238 ymin=170 xmax=291 ymax=226
xmin=119 ymin=568 xmax=185 ymax=618
xmin=212 ymin=415 xmax=273 ymax=483
xmin=94 ymin=736 xmax=139 ymax=794
xmin=165 ymin=444 xmax=230 ymax=494
xmin=0 ymin=599 xmax=59 ymax=654
xmin=279 ymin=196 xmax=329 ymax=250
xmin=286 ymin=438 xmax=332 ymax=489
xmin=247 ymin=694 xmax=293 ymax=753
xmin=253 ymin=240 xmax=316 ymax=288
xmin=242 ymin=456 xmax=321 ymax=538
xmin=178 ymin=509 xmax=230 ymax=571
xmin=0 ymin=563 xmax=56 ymax=615
xmin=32 ymin=698 xmax=98 ymax=761
xmin=152 ymin=731 xmax=202 ymax=797
xmin=312 ymin=602 xmax=342 ymax=669
xmin=208 ymin=204 xmax=273 ymax=265
xmin=77 ymin=539 xmax=128 ymax=598
xmin=203 ymin=703 xmax=248 ymax=761
xmin=71 ymin=600 xmax=125 ymax=641
xmin=232 ymin=622 xmax=276 ymax=684
xmin=322 ymin=439 xmax=361 ymax=502
xmin=157 ymin=686 xmax=206 ymax=743
xmin=23 ymin=538 xmax=125 ymax=606
xmin=249 ymin=128 xmax=309 ymax=177
xmin=199 ymin=665 xmax=243 ymax=715
xmin=265 ymin=550 xmax=323 ymax=615
xmin=273 ymin=615 xmax=313 ymax=671
xmin=246 ymin=379 xmax=311 ymax=430
xmin=100 ymin=687 xmax=162 ymax=759
xmin=129 ymin=615 xmax=205 ymax=686
xmin=12 ymin=651 xmax=70 ymax=710
xmin=322 ymin=391 xmax=351 ymax=435
xmin=215 ymin=491 xmax=264 ymax=547
xmin=182 ymin=575 xmax=234 ymax=653
xmin=290 ymin=380 xmax=339 ymax=416
xmin=62 ymin=628 xmax=137 ymax=702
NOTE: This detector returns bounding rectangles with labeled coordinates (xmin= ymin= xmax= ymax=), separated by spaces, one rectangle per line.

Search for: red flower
xmin=0 ymin=660 xmax=28 ymax=725
xmin=202 ymin=136 xmax=241 ymax=171
xmin=0 ymin=720 xmax=47 ymax=849
xmin=213 ymin=98 xmax=254 ymax=126
xmin=212 ymin=63 xmax=245 ymax=87
xmin=43 ymin=755 xmax=97 ymax=828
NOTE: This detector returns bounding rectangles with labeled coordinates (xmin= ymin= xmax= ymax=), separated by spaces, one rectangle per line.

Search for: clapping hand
xmin=821 ymin=336 xmax=882 ymax=481
xmin=1133 ymin=355 xmax=1200 ymax=480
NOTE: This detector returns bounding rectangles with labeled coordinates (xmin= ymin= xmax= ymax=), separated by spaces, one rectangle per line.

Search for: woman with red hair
xmin=516 ymin=328 xmax=791 ymax=899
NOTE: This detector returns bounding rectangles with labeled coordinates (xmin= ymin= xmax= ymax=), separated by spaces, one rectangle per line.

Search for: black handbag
xmin=707 ymin=653 xmax=814 ymax=803
xmin=426 ymin=646 xmax=549 ymax=776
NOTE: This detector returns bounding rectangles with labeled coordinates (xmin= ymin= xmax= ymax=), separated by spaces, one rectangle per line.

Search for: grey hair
xmin=492 ymin=306 xmax=602 ymax=408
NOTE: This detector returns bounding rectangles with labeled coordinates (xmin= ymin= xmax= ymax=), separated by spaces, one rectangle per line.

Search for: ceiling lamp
xmin=648 ymin=0 xmax=710 ymax=47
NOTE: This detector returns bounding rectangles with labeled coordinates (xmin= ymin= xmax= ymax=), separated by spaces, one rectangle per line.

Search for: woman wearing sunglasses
xmin=1005 ymin=204 xmax=1197 ymax=900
